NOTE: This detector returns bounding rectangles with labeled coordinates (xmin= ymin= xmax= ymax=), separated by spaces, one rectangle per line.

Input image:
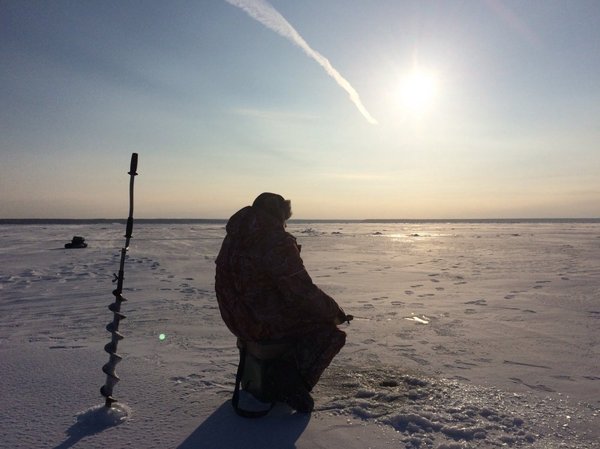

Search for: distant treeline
xmin=1 ymin=218 xmax=598 ymax=225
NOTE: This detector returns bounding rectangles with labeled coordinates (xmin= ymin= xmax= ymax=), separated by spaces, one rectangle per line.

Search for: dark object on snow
xmin=233 ymin=338 xmax=314 ymax=417
xmin=65 ymin=236 xmax=88 ymax=248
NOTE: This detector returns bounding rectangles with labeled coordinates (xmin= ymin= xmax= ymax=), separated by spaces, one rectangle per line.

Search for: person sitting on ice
xmin=215 ymin=192 xmax=349 ymax=413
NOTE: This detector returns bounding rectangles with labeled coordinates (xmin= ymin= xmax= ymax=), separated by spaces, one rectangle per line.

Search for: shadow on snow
xmin=175 ymin=401 xmax=311 ymax=449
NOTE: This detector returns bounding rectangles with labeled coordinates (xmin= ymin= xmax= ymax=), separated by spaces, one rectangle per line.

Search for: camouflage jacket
xmin=215 ymin=206 xmax=343 ymax=341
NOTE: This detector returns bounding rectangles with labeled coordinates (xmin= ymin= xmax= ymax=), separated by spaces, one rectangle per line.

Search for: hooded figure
xmin=215 ymin=193 xmax=348 ymax=412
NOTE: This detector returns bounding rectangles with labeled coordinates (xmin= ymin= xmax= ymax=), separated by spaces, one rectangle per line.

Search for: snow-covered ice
xmin=0 ymin=221 xmax=598 ymax=448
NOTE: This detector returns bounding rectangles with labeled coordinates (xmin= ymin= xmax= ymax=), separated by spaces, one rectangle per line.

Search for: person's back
xmin=215 ymin=193 xmax=349 ymax=412
xmin=215 ymin=202 xmax=302 ymax=341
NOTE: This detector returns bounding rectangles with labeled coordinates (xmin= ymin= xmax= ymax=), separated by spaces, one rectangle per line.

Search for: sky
xmin=1 ymin=0 xmax=599 ymax=219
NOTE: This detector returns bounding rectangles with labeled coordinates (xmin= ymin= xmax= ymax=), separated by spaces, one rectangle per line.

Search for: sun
xmin=396 ymin=68 xmax=438 ymax=116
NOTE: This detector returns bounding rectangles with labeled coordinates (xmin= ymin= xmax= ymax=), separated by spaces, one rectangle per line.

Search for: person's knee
xmin=333 ymin=327 xmax=346 ymax=348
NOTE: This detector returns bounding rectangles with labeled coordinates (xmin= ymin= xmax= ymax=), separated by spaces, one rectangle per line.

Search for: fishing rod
xmin=100 ymin=153 xmax=138 ymax=408
xmin=345 ymin=314 xmax=372 ymax=321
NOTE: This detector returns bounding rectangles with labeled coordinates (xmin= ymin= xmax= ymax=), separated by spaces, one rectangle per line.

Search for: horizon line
xmin=1 ymin=217 xmax=599 ymax=224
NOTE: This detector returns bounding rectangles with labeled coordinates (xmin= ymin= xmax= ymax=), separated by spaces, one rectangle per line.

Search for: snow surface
xmin=0 ymin=221 xmax=598 ymax=448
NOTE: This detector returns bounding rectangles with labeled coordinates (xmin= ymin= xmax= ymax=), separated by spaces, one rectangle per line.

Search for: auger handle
xmin=129 ymin=153 xmax=138 ymax=175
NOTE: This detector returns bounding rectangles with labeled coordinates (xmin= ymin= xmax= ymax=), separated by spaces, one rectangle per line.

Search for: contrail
xmin=224 ymin=0 xmax=378 ymax=125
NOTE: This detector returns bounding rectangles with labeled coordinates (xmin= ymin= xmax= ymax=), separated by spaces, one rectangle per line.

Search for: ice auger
xmin=100 ymin=153 xmax=138 ymax=408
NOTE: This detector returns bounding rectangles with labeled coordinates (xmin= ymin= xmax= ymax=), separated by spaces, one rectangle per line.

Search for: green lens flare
xmin=159 ymin=333 xmax=166 ymax=341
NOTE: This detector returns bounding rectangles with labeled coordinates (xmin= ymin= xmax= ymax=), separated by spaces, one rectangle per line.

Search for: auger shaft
xmin=101 ymin=153 xmax=138 ymax=408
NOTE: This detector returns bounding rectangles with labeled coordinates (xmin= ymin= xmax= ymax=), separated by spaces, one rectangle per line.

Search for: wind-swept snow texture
xmin=0 ymin=221 xmax=598 ymax=448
